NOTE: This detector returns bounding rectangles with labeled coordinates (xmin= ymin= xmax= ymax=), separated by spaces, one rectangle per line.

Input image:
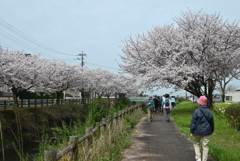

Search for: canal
xmin=0 ymin=142 xmax=39 ymax=161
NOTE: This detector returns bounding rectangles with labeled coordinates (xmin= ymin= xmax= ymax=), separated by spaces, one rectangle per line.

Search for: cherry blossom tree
xmin=38 ymin=60 xmax=79 ymax=105
xmin=71 ymin=67 xmax=97 ymax=103
xmin=114 ymin=75 xmax=139 ymax=98
xmin=0 ymin=47 xmax=44 ymax=107
xmin=89 ymin=68 xmax=115 ymax=98
xmin=120 ymin=10 xmax=240 ymax=107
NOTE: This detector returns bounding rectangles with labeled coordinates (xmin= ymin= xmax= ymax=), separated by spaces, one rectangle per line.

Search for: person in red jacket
xmin=190 ymin=96 xmax=214 ymax=161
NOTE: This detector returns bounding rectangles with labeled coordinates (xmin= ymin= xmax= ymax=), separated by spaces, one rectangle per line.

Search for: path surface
xmin=121 ymin=112 xmax=215 ymax=161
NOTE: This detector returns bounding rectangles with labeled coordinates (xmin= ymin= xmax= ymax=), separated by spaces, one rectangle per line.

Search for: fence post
xmin=52 ymin=98 xmax=54 ymax=106
xmin=3 ymin=100 xmax=7 ymax=110
xmin=101 ymin=118 xmax=107 ymax=133
xmin=44 ymin=149 xmax=57 ymax=161
xmin=108 ymin=115 xmax=112 ymax=126
xmin=28 ymin=99 xmax=30 ymax=107
xmin=41 ymin=99 xmax=43 ymax=107
xmin=85 ymin=127 xmax=93 ymax=149
xmin=21 ymin=99 xmax=23 ymax=108
xmin=121 ymin=110 xmax=125 ymax=119
xmin=69 ymin=136 xmax=78 ymax=160
xmin=95 ymin=122 xmax=100 ymax=136
xmin=34 ymin=99 xmax=37 ymax=107
xmin=114 ymin=113 xmax=118 ymax=126
xmin=47 ymin=99 xmax=48 ymax=106
xmin=130 ymin=106 xmax=133 ymax=114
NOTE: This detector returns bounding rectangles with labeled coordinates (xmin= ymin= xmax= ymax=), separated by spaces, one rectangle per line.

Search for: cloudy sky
xmin=1 ymin=0 xmax=240 ymax=96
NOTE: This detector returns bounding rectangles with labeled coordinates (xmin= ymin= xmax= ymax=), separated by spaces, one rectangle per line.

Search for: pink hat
xmin=197 ymin=96 xmax=207 ymax=106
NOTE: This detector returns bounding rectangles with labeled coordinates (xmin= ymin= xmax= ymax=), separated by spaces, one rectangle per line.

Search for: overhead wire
xmin=0 ymin=29 xmax=57 ymax=59
xmin=85 ymin=62 xmax=119 ymax=71
xmin=0 ymin=18 xmax=76 ymax=56
xmin=0 ymin=7 xmax=81 ymax=52
xmin=0 ymin=28 xmax=41 ymax=53
xmin=0 ymin=7 xmax=120 ymax=71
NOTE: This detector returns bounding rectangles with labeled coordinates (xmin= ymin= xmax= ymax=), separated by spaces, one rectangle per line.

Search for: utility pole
xmin=77 ymin=51 xmax=86 ymax=67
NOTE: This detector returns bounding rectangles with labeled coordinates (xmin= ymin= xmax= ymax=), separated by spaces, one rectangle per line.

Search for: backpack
xmin=164 ymin=98 xmax=170 ymax=106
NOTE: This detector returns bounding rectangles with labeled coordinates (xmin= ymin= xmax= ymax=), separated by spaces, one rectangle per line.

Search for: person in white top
xmin=161 ymin=94 xmax=172 ymax=122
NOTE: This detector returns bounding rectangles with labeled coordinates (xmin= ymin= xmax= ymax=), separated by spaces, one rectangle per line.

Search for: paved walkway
xmin=121 ymin=112 xmax=216 ymax=161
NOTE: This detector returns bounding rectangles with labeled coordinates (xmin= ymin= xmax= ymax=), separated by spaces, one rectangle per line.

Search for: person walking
xmin=146 ymin=96 xmax=155 ymax=122
xmin=190 ymin=96 xmax=214 ymax=161
xmin=159 ymin=95 xmax=164 ymax=113
xmin=153 ymin=96 xmax=159 ymax=112
xmin=161 ymin=94 xmax=172 ymax=122
xmin=170 ymin=96 xmax=176 ymax=109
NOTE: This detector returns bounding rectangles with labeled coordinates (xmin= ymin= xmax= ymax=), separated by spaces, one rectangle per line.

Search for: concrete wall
xmin=225 ymin=91 xmax=240 ymax=102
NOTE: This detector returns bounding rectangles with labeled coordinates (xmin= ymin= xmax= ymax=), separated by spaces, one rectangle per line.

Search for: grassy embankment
xmin=32 ymin=100 xmax=146 ymax=161
xmin=171 ymin=101 xmax=240 ymax=161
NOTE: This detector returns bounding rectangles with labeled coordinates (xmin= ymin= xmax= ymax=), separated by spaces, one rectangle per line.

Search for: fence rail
xmin=44 ymin=104 xmax=140 ymax=161
xmin=0 ymin=99 xmax=83 ymax=109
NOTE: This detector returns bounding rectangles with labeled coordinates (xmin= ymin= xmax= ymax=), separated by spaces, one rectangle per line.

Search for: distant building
xmin=0 ymin=85 xmax=12 ymax=98
xmin=225 ymin=91 xmax=240 ymax=102
xmin=63 ymin=89 xmax=81 ymax=99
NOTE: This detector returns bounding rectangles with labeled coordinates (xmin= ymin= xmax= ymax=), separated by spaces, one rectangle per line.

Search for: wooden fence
xmin=44 ymin=104 xmax=140 ymax=161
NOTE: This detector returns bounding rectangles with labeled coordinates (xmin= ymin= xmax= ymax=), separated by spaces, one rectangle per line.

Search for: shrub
xmin=114 ymin=97 xmax=131 ymax=110
xmin=213 ymin=102 xmax=233 ymax=118
xmin=225 ymin=102 xmax=240 ymax=130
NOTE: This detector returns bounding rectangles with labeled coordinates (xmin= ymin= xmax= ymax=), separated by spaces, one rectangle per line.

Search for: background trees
xmin=120 ymin=10 xmax=240 ymax=106
xmin=0 ymin=46 xmax=139 ymax=107
xmin=0 ymin=48 xmax=43 ymax=106
xmin=38 ymin=61 xmax=79 ymax=105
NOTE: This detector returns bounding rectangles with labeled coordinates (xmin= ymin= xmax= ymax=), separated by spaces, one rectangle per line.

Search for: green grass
xmin=171 ymin=101 xmax=240 ymax=161
xmin=32 ymin=102 xmax=145 ymax=161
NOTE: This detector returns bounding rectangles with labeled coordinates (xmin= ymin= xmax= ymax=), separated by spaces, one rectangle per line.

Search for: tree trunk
xmin=185 ymin=78 xmax=216 ymax=107
xmin=221 ymin=93 xmax=225 ymax=102
xmin=56 ymin=91 xmax=63 ymax=106
xmin=80 ymin=89 xmax=85 ymax=104
xmin=206 ymin=79 xmax=215 ymax=107
xmin=11 ymin=87 xmax=19 ymax=107
xmin=106 ymin=94 xmax=111 ymax=108
xmin=119 ymin=93 xmax=126 ymax=98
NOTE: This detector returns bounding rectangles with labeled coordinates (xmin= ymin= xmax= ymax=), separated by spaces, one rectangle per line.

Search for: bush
xmin=213 ymin=102 xmax=233 ymax=118
xmin=225 ymin=102 xmax=240 ymax=130
xmin=114 ymin=97 xmax=131 ymax=110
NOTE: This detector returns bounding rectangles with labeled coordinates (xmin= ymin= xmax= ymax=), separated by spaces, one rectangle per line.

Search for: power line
xmin=0 ymin=7 xmax=80 ymax=52
xmin=0 ymin=30 xmax=57 ymax=60
xmin=0 ymin=28 xmax=41 ymax=53
xmin=85 ymin=62 xmax=119 ymax=71
xmin=0 ymin=18 xmax=76 ymax=56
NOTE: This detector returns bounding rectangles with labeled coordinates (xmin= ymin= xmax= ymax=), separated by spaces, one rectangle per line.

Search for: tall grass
xmin=32 ymin=100 xmax=144 ymax=161
xmin=75 ymin=108 xmax=144 ymax=161
xmin=171 ymin=101 xmax=240 ymax=161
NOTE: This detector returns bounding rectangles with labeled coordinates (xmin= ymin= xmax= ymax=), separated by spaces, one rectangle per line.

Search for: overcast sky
xmin=1 ymin=0 xmax=240 ymax=96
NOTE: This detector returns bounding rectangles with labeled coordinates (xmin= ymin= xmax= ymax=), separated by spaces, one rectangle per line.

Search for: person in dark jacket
xmin=153 ymin=96 xmax=159 ymax=112
xmin=190 ymin=96 xmax=214 ymax=161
